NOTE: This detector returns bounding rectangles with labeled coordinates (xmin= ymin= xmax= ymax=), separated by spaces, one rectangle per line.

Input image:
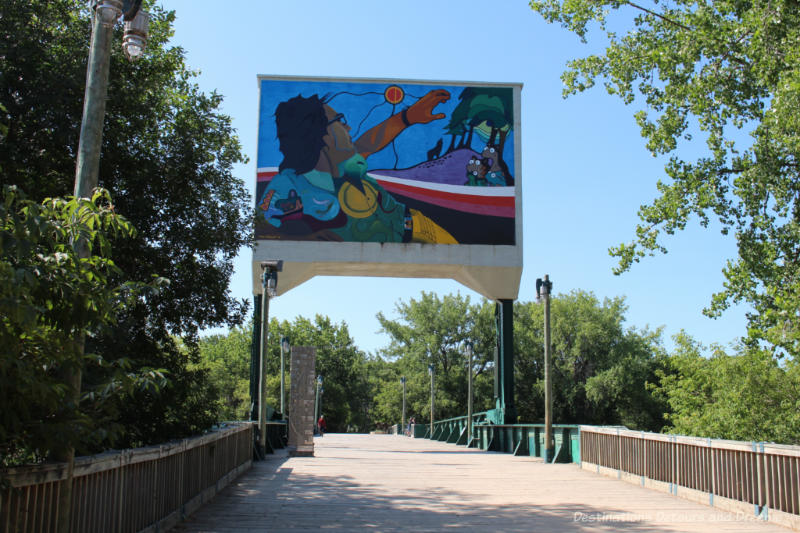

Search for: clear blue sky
xmin=164 ymin=0 xmax=746 ymax=355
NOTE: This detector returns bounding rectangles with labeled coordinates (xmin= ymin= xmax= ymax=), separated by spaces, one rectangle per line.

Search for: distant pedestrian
xmin=318 ymin=415 xmax=326 ymax=437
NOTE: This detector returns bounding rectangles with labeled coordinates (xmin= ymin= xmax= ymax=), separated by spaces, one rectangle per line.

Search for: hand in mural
xmin=405 ymin=89 xmax=451 ymax=124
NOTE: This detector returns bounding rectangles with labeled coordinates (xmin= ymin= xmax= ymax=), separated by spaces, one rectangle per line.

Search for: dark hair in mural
xmin=275 ymin=94 xmax=328 ymax=175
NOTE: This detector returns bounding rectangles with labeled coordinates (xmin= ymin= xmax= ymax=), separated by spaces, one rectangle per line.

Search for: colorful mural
xmin=256 ymin=78 xmax=517 ymax=245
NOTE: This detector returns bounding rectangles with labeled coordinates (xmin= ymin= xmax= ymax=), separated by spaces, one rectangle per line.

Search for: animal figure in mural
xmin=426 ymin=138 xmax=443 ymax=161
xmin=465 ymin=144 xmax=506 ymax=187
xmin=259 ymin=90 xmax=458 ymax=244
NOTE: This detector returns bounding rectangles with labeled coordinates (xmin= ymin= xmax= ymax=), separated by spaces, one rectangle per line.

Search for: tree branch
xmin=622 ymin=0 xmax=692 ymax=32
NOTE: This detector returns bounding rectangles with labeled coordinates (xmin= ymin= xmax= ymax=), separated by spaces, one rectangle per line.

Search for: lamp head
xmin=122 ymin=9 xmax=149 ymax=61
xmin=260 ymin=260 xmax=283 ymax=297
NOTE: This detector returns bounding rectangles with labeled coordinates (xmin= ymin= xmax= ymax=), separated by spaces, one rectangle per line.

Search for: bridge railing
xmin=1 ymin=422 xmax=253 ymax=533
xmin=472 ymin=424 xmax=581 ymax=463
xmin=580 ymin=426 xmax=800 ymax=530
xmin=429 ymin=412 xmax=490 ymax=444
xmin=424 ymin=415 xmax=581 ymax=463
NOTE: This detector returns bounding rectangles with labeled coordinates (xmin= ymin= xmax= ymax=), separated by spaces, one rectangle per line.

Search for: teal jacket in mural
xmin=260 ymin=165 xmax=409 ymax=243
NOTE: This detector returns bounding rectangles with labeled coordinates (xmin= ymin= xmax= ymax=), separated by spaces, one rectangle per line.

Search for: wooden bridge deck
xmin=173 ymin=433 xmax=790 ymax=532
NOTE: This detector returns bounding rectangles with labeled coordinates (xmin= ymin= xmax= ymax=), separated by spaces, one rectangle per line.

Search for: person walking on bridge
xmin=317 ymin=415 xmax=326 ymax=437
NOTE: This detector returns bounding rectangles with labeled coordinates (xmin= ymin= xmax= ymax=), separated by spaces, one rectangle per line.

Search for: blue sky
xmin=164 ymin=0 xmax=746 ymax=355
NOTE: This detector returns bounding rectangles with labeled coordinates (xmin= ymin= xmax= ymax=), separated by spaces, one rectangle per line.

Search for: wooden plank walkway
xmin=172 ymin=433 xmax=791 ymax=532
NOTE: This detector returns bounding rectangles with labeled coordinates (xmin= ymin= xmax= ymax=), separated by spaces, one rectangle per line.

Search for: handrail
xmin=580 ymin=426 xmax=800 ymax=530
xmin=415 ymin=415 xmax=582 ymax=464
xmin=1 ymin=422 xmax=253 ymax=533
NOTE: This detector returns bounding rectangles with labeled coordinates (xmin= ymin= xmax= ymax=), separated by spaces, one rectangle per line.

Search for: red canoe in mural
xmin=256 ymin=168 xmax=515 ymax=219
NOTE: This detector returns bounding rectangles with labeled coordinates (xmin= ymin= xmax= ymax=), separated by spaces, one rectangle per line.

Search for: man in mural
xmin=259 ymin=90 xmax=458 ymax=243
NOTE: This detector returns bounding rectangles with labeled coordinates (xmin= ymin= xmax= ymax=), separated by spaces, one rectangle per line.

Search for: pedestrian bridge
xmin=176 ymin=433 xmax=788 ymax=532
xmin=3 ymin=423 xmax=799 ymax=532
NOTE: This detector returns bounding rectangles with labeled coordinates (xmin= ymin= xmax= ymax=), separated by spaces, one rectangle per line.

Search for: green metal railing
xmin=427 ymin=412 xmax=491 ymax=445
xmin=418 ymin=414 xmax=581 ymax=463
xmin=473 ymin=424 xmax=580 ymax=463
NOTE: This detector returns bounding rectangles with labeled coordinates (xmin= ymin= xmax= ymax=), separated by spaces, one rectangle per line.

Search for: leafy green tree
xmin=0 ymin=187 xmax=164 ymax=465
xmin=652 ymin=333 xmax=800 ymax=443
xmin=259 ymin=316 xmax=371 ymax=432
xmin=197 ymin=324 xmax=253 ymax=421
xmin=375 ymin=291 xmax=665 ymax=429
xmin=529 ymin=0 xmax=800 ymax=357
xmin=515 ymin=291 xmax=667 ymax=430
xmin=1 ymin=0 xmax=251 ymax=445
xmin=376 ymin=292 xmax=496 ymax=424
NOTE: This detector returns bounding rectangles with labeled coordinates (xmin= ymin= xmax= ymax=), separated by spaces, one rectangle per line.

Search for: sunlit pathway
xmin=173 ymin=433 xmax=790 ymax=532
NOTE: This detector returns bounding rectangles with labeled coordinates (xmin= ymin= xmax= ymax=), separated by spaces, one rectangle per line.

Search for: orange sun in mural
xmin=384 ymin=85 xmax=405 ymax=105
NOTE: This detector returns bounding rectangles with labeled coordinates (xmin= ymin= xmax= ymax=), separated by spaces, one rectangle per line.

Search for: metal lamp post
xmin=428 ymin=364 xmax=434 ymax=438
xmin=75 ymin=0 xmax=149 ymax=198
xmin=314 ymin=375 xmax=323 ymax=433
xmin=465 ymin=341 xmax=474 ymax=445
xmin=401 ymin=376 xmax=406 ymax=435
xmin=258 ymin=261 xmax=282 ymax=454
xmin=62 ymin=2 xmax=149 ymax=530
xmin=536 ymin=275 xmax=554 ymax=462
xmin=280 ymin=336 xmax=289 ymax=419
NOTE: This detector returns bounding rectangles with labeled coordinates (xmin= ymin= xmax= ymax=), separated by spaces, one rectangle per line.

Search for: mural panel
xmin=256 ymin=77 xmax=517 ymax=246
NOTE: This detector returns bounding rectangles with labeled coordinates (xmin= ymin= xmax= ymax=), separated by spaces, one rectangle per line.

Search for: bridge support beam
xmin=495 ymin=299 xmax=516 ymax=424
xmin=250 ymin=294 xmax=261 ymax=423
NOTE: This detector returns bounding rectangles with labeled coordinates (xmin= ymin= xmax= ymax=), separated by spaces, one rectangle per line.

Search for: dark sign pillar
xmin=495 ymin=300 xmax=516 ymax=424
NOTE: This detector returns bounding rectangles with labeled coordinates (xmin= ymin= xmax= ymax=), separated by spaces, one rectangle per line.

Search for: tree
xmin=445 ymin=88 xmax=514 ymax=159
xmin=197 ymin=324 xmax=253 ymax=421
xmin=256 ymin=316 xmax=371 ymax=432
xmin=529 ymin=0 xmax=800 ymax=357
xmin=0 ymin=1 xmax=252 ymax=446
xmin=0 ymin=187 xmax=164 ymax=465
xmin=376 ymin=292 xmax=496 ymax=423
xmin=515 ymin=291 xmax=667 ymax=430
xmin=652 ymin=333 xmax=800 ymax=443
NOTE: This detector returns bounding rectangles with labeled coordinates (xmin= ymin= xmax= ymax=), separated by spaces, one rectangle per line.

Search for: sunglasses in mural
xmin=255 ymin=79 xmax=517 ymax=246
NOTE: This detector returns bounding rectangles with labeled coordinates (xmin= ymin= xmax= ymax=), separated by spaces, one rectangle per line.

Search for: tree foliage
xmin=0 ymin=187 xmax=165 ymax=464
xmin=197 ymin=324 xmax=252 ymax=421
xmin=0 ymin=0 xmax=252 ymax=447
xmin=374 ymin=291 xmax=666 ymax=430
xmin=376 ymin=292 xmax=496 ymax=424
xmin=515 ymin=291 xmax=667 ymax=430
xmin=271 ymin=316 xmax=372 ymax=433
xmin=529 ymin=0 xmax=800 ymax=357
xmin=652 ymin=333 xmax=800 ymax=443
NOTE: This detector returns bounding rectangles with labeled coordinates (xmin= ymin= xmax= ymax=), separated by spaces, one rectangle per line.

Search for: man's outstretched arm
xmin=355 ymin=89 xmax=450 ymax=157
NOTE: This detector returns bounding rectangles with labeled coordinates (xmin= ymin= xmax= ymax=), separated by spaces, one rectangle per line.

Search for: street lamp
xmin=465 ymin=341 xmax=474 ymax=446
xmin=122 ymin=8 xmax=149 ymax=60
xmin=314 ymin=375 xmax=323 ymax=433
xmin=536 ymin=275 xmax=554 ymax=462
xmin=400 ymin=376 xmax=407 ymax=435
xmin=60 ymin=1 xmax=149 ymax=528
xmin=75 ymin=0 xmax=150 ymax=198
xmin=428 ymin=364 xmax=434 ymax=439
xmin=280 ymin=336 xmax=289 ymax=419
xmin=258 ymin=260 xmax=282 ymax=455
